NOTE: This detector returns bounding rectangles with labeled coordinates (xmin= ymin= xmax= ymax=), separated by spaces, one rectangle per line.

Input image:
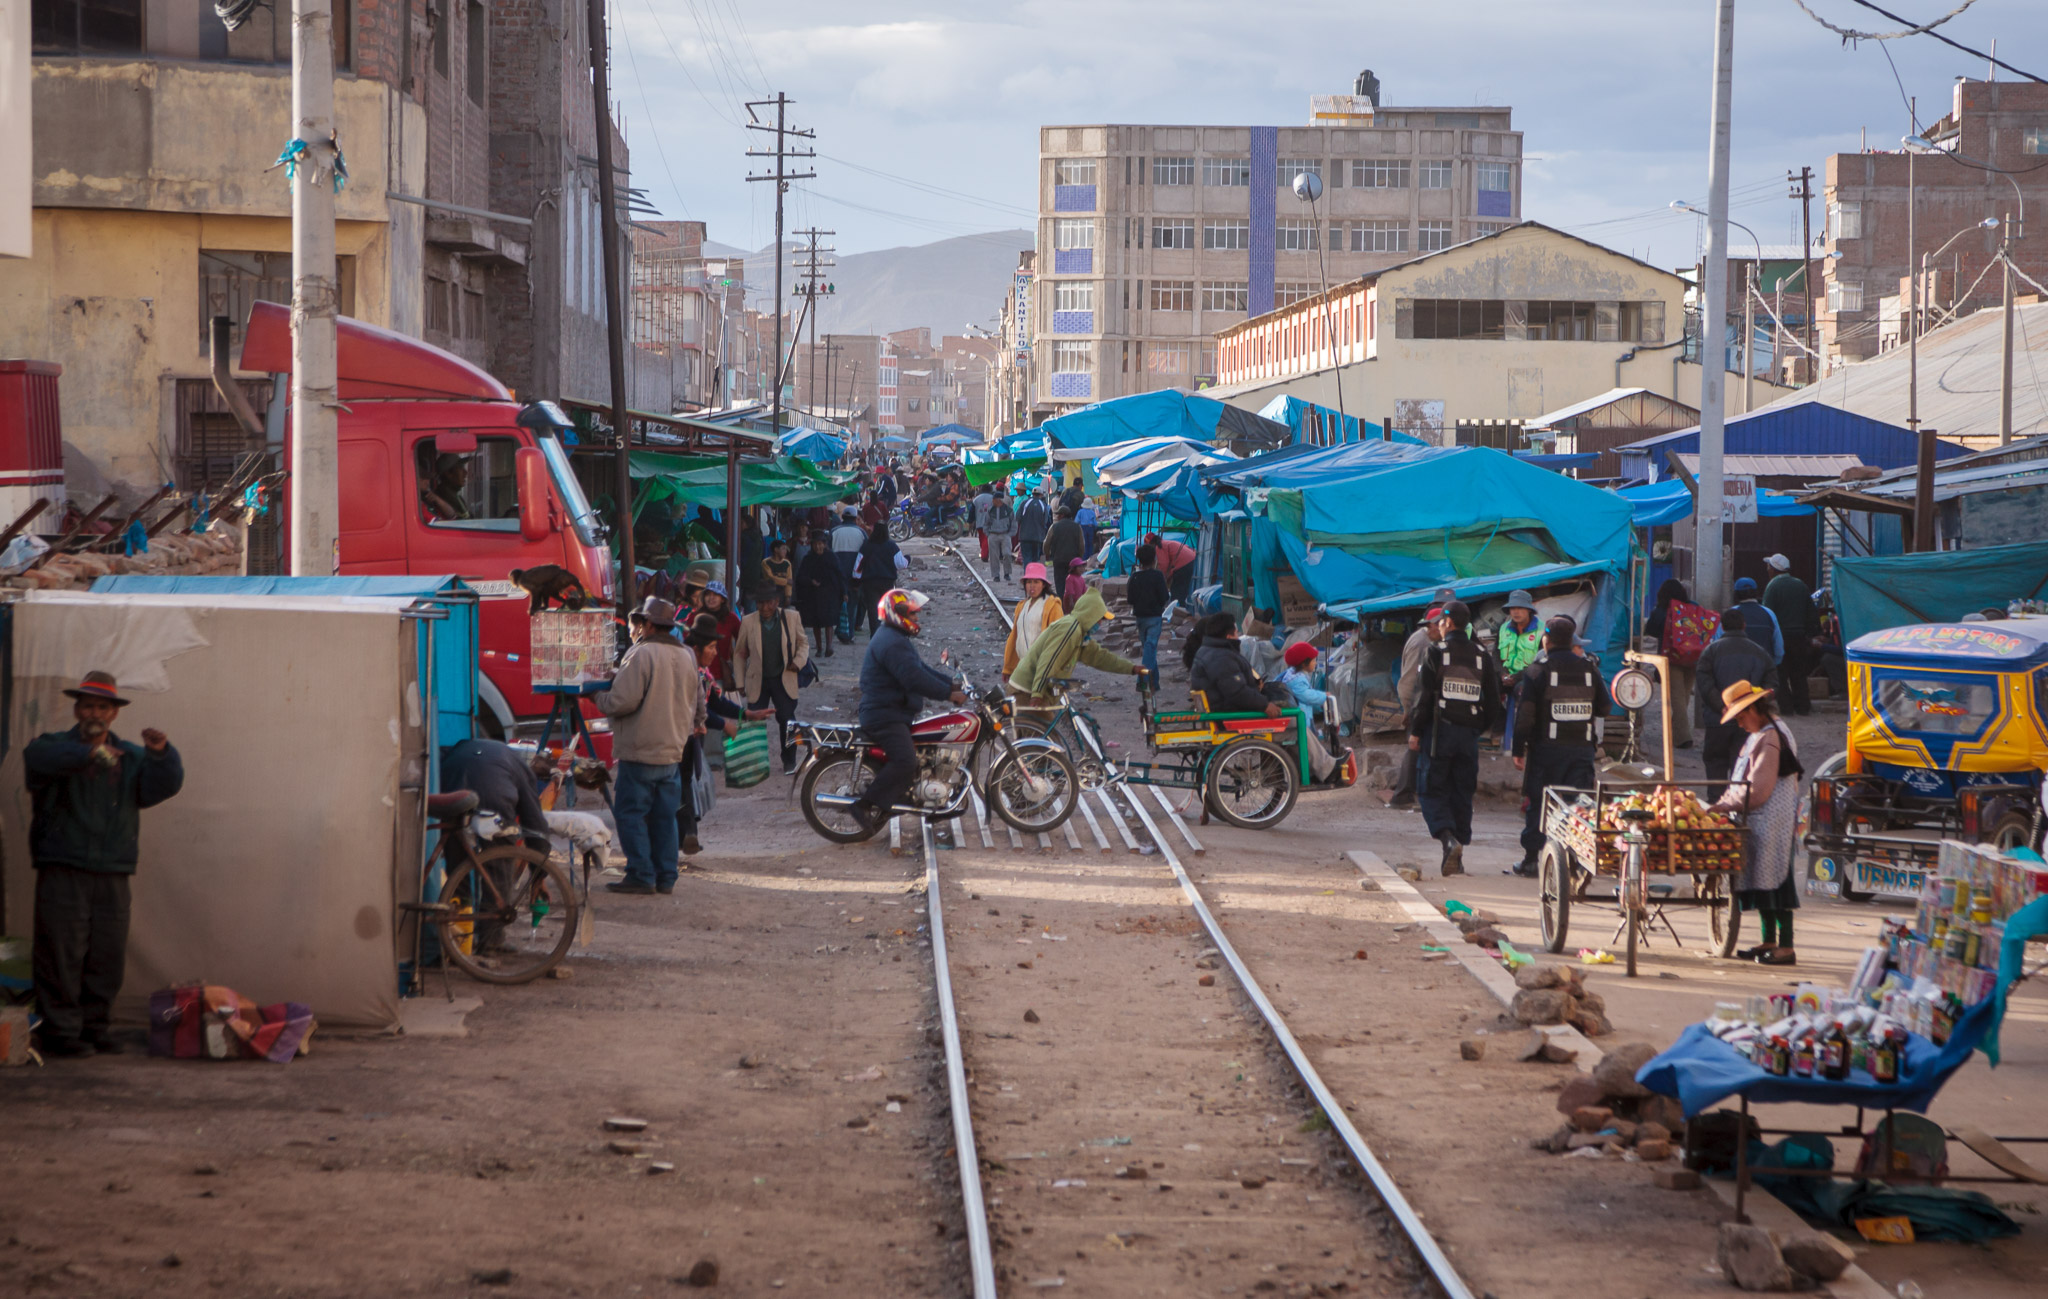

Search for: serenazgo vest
xmin=1433 ymin=638 xmax=1490 ymax=729
xmin=1539 ymin=658 xmax=1601 ymax=747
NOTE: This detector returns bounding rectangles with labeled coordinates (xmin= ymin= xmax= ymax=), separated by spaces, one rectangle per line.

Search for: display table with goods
xmin=1538 ymin=782 xmax=1746 ymax=974
xmin=1636 ymin=839 xmax=2048 ymax=1226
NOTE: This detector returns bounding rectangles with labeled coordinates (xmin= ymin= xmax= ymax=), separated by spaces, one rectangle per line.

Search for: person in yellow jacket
xmin=1009 ymin=588 xmax=1140 ymax=706
xmin=1001 ymin=562 xmax=1063 ymax=679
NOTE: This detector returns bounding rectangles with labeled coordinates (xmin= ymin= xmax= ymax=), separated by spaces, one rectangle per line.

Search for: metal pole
xmin=289 ymin=0 xmax=339 ymax=575
xmin=1907 ymin=99 xmax=1927 ymax=552
xmin=1796 ymin=166 xmax=1816 ymax=377
xmin=1742 ymin=261 xmax=1755 ymax=413
xmin=2001 ymin=229 xmax=2016 ymax=445
xmin=1695 ymin=0 xmax=1735 ymax=611
xmin=586 ymin=0 xmax=636 ymax=610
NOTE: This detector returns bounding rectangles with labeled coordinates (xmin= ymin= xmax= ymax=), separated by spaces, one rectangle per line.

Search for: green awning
xmin=964 ymin=455 xmax=1046 ymax=488
xmin=627 ymin=451 xmax=857 ymax=515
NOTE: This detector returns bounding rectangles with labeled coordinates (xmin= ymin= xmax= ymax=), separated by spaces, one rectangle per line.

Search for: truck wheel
xmin=1986 ymin=810 xmax=2033 ymax=853
xmin=475 ymin=706 xmax=506 ymax=742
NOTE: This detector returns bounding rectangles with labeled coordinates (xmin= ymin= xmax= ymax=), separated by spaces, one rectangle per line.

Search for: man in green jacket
xmin=26 ymin=671 xmax=184 ymax=1057
xmin=1009 ymin=588 xmax=1140 ymax=704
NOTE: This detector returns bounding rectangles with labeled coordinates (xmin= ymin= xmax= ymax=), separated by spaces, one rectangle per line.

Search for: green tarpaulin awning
xmin=627 ymin=451 xmax=857 ymax=515
xmin=963 ymin=455 xmax=1046 ymax=488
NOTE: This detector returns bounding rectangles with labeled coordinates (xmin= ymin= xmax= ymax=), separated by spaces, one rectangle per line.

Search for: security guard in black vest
xmin=1512 ymin=618 xmax=1611 ymax=876
xmin=1407 ymin=601 xmax=1501 ymax=875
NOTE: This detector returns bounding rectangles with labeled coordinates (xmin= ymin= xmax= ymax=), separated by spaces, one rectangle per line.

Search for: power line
xmin=635 ymin=0 xmax=742 ymax=128
xmin=617 ymin=19 xmax=689 ymax=217
xmin=818 ymin=154 xmax=1037 ymax=219
xmin=1789 ymin=0 xmax=1980 ymax=41
xmin=1828 ymin=0 xmax=2045 ymax=82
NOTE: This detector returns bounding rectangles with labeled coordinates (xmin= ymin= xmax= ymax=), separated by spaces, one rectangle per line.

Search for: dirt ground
xmin=3 ymin=539 xmax=2042 ymax=1298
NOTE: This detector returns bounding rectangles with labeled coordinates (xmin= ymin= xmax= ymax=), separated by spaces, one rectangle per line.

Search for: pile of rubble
xmin=1529 ymin=1040 xmax=1681 ymax=1159
xmin=1714 ymin=1222 xmax=1856 ymax=1292
xmin=3 ymin=529 xmax=242 ymax=590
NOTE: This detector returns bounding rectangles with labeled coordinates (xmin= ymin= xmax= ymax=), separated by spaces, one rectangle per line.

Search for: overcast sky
xmin=613 ymin=0 xmax=2047 ymax=281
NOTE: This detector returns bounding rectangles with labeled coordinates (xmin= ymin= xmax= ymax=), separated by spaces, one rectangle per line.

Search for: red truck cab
xmin=241 ymin=302 xmax=613 ymax=735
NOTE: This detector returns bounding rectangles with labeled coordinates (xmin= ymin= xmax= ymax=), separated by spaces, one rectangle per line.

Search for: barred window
xmin=1350 ymin=221 xmax=1408 ymax=253
xmin=1351 ymin=159 xmax=1410 ymax=188
xmin=1202 ymin=281 xmax=1248 ymax=312
xmin=1203 ymin=157 xmax=1251 ymax=187
xmin=1054 ymin=158 xmax=1097 ymax=185
xmin=1276 ymin=218 xmax=1320 ymax=252
xmin=1203 ymin=219 xmax=1250 ymax=251
xmin=1054 ymin=218 xmax=1094 ymax=250
xmin=1150 ymin=280 xmax=1195 ymax=312
xmin=1152 ymin=218 xmax=1195 ymax=250
xmin=1418 ymin=220 xmax=1455 ymax=252
xmin=1153 ymin=156 xmax=1195 ymax=185
xmin=1419 ymin=160 xmax=1452 ymax=189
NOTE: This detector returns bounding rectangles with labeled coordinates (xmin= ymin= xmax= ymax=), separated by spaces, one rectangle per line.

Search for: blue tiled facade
xmin=1053 ymin=248 xmax=1093 ymax=274
xmin=1050 ymin=372 xmax=1092 ymax=399
xmin=1249 ymin=127 xmax=1277 ymax=317
xmin=1052 ymin=311 xmax=1093 ymax=334
xmin=1478 ymin=189 xmax=1512 ymax=218
xmin=1053 ymin=185 xmax=1097 ymax=213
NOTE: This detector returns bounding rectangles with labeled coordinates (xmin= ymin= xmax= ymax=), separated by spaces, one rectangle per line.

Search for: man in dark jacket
xmin=1188 ymin=614 xmax=1284 ymax=717
xmin=852 ymin=589 xmax=967 ymax=830
xmin=26 ymin=671 xmax=184 ymax=1057
xmin=1696 ymin=608 xmax=1779 ymax=788
xmin=1015 ymin=489 xmax=1050 ymax=566
xmin=1408 ymin=603 xmax=1501 ymax=875
xmin=441 ymin=738 xmax=552 ymax=951
xmin=1761 ymin=554 xmax=1813 ymax=716
xmin=1043 ymin=506 xmax=1085 ymax=588
xmin=1127 ymin=545 xmax=1170 ymax=689
xmin=1512 ymin=620 xmax=1610 ymax=876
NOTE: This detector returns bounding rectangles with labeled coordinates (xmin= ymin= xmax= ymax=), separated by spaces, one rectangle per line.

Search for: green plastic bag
xmin=722 ymin=720 xmax=772 ymax=789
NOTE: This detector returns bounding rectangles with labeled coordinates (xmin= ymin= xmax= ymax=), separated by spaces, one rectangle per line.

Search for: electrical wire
xmin=819 ymin=154 xmax=1037 ymax=219
xmin=618 ymin=18 xmax=690 ymax=218
xmin=1839 ymin=0 xmax=2045 ymax=82
xmin=1789 ymin=0 xmax=1980 ymax=41
xmin=635 ymin=0 xmax=743 ymax=128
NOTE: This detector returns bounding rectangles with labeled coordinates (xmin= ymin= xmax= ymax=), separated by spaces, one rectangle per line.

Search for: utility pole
xmin=1742 ymin=261 xmax=1755 ymax=414
xmin=1789 ymin=166 xmax=1815 ymax=378
xmin=1906 ymin=96 xmax=1930 ymax=552
xmin=793 ymin=227 xmax=835 ymax=420
xmin=289 ymin=0 xmax=339 ymax=575
xmin=745 ymin=94 xmax=815 ymax=589
xmin=2001 ymin=209 xmax=2021 ymax=444
xmin=1695 ymin=0 xmax=1735 ymax=612
xmin=586 ymin=0 xmax=636 ymax=609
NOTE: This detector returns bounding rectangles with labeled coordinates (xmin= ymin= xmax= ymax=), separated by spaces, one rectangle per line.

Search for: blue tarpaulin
xmin=920 ymin=423 xmax=981 ymax=446
xmin=778 ymin=427 xmax=847 ymax=462
xmin=1039 ymin=390 xmax=1289 ymax=451
xmin=1617 ymin=478 xmax=1816 ymax=528
xmin=1831 ymin=538 xmax=2048 ymax=642
xmin=1255 ymin=394 xmax=1416 ymax=446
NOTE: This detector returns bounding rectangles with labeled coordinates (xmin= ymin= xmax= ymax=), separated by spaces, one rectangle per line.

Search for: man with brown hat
xmin=594 ymin=598 xmax=703 ymax=894
xmin=25 ymin=671 xmax=184 ymax=1057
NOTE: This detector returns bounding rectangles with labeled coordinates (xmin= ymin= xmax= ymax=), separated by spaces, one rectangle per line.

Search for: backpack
xmin=1661 ymin=599 xmax=1719 ymax=669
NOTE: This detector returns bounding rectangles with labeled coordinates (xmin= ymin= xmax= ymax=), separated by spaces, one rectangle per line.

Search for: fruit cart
xmin=1538 ymin=782 xmax=1748 ymax=976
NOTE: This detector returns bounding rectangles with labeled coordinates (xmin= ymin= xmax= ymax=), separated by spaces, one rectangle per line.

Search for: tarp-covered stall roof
xmin=1255 ymin=394 xmax=1415 ymax=446
xmin=1039 ymin=390 xmax=1290 ymax=453
xmin=627 ymin=450 xmax=855 ymax=512
xmin=1829 ymin=539 xmax=2048 ymax=643
xmin=1617 ymin=479 xmax=1815 ymax=528
xmin=2 ymin=590 xmax=442 ymax=1030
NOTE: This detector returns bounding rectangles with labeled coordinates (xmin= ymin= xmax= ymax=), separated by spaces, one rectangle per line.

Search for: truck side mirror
xmin=516 ymin=446 xmax=552 ymax=542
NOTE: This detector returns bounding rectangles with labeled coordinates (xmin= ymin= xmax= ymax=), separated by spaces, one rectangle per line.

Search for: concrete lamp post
xmin=1905 ymin=135 xmax=2025 ymax=445
xmin=1293 ymin=170 xmax=1346 ymax=438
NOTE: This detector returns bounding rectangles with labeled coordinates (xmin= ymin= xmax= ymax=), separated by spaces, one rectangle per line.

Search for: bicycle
xmin=1009 ymin=682 xmax=1118 ymax=790
xmin=401 ymin=790 xmax=581 ymax=986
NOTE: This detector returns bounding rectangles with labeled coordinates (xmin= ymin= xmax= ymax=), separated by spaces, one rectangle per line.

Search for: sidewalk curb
xmin=1345 ymin=848 xmax=1890 ymax=1299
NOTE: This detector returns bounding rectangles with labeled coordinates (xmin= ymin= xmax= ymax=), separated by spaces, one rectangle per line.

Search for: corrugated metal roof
xmin=1616 ymin=402 xmax=1967 ymax=480
xmin=1525 ymin=387 xmax=1650 ymax=429
xmin=1675 ymin=453 xmax=1863 ymax=478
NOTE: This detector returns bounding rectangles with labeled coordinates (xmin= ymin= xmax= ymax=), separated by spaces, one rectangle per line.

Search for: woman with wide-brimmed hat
xmin=1709 ymin=679 xmax=1805 ymax=965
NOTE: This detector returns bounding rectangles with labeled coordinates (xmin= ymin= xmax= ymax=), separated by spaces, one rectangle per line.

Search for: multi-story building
xmin=986 ymin=251 xmax=1036 ymax=433
xmin=1030 ymin=72 xmax=1522 ymax=413
xmin=942 ymin=334 xmax=996 ymax=434
xmin=793 ymin=332 xmax=881 ymax=436
xmin=630 ymin=220 xmax=749 ymax=411
xmin=1820 ymin=78 xmax=2048 ymax=366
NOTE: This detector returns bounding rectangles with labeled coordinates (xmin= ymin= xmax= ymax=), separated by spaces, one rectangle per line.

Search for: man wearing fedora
xmin=594 ymin=598 xmax=702 ymax=895
xmin=25 ymin=671 xmax=184 ymax=1057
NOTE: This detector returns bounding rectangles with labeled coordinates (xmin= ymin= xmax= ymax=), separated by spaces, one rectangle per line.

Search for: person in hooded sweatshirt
xmin=1009 ymin=588 xmax=1140 ymax=706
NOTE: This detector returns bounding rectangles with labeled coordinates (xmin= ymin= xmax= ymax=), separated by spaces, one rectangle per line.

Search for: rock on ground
xmin=1778 ymin=1231 xmax=1854 ymax=1282
xmin=1592 ymin=1041 xmax=1658 ymax=1099
xmin=1716 ymin=1222 xmax=1795 ymax=1292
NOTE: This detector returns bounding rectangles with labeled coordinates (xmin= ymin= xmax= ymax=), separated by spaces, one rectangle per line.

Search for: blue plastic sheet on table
xmin=1634 ymin=995 xmax=2002 ymax=1118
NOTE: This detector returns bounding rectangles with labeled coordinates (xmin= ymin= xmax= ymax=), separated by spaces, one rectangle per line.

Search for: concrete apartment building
xmin=986 ymin=250 xmax=1035 ymax=435
xmin=631 ymin=220 xmax=750 ymax=411
xmin=793 ymin=333 xmax=883 ymax=434
xmin=942 ymin=334 xmax=995 ymax=434
xmin=6 ymin=0 xmax=627 ymax=500
xmin=1029 ymin=72 xmax=1522 ymax=414
xmin=1821 ymin=78 xmax=2048 ymax=366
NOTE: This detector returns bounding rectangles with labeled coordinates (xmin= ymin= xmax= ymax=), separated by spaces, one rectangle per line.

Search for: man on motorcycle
xmin=850 ymin=589 xmax=969 ymax=831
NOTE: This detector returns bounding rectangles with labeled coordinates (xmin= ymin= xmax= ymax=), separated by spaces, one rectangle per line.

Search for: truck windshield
xmin=538 ymin=435 xmax=605 ymax=549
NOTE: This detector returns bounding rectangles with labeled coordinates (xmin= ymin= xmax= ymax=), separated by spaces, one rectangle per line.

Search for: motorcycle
xmin=891 ymin=499 xmax=969 ymax=542
xmin=794 ymin=675 xmax=1080 ymax=843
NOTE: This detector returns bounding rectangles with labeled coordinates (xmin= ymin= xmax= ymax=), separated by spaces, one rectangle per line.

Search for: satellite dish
xmin=1292 ymin=172 xmax=1323 ymax=203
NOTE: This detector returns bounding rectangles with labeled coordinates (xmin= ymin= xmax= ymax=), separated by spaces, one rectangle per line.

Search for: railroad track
xmin=902 ymin=540 xmax=1475 ymax=1299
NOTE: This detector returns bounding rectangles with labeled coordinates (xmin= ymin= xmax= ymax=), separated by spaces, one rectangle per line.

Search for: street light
xmin=1674 ymin=200 xmax=1765 ymax=410
xmin=1294 ymin=170 xmax=1346 ymax=438
xmin=1907 ymin=134 xmax=2026 ymax=445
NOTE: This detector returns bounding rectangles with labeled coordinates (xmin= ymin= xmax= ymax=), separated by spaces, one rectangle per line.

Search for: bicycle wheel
xmin=800 ymin=751 xmax=884 ymax=843
xmin=1538 ymin=842 xmax=1572 ymax=954
xmin=987 ymin=743 xmax=1079 ymax=834
xmin=1013 ymin=713 xmax=1108 ymax=789
xmin=439 ymin=844 xmax=578 ymax=985
xmin=1701 ymin=872 xmax=1740 ymax=958
xmin=1204 ymin=739 xmax=1298 ymax=830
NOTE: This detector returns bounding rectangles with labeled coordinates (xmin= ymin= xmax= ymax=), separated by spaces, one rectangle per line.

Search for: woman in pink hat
xmin=1002 ymin=563 xmax=1063 ymax=680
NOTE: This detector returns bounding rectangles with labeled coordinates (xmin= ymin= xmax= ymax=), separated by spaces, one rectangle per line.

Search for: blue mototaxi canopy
xmin=1847 ymin=618 xmax=2048 ymax=673
xmin=1616 ymin=478 xmax=1815 ymax=527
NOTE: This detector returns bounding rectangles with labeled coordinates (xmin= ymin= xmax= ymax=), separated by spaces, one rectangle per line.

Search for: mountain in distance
xmin=733 ymin=229 xmax=1034 ymax=342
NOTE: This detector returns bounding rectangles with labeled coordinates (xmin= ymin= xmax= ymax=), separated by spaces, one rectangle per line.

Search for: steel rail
xmin=920 ymin=817 xmax=999 ymax=1299
xmin=1115 ymin=788 xmax=1478 ymax=1299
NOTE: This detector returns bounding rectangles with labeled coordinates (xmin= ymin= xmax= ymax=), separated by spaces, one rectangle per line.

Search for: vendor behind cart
xmin=1710 ymin=679 xmax=1803 ymax=966
xmin=1512 ymin=619 xmax=1609 ymax=877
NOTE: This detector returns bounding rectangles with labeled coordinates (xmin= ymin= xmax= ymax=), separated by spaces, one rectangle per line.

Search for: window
xmin=1202 ymin=281 xmax=1248 ymax=312
xmin=1148 ymin=343 xmax=1191 ymax=377
xmin=1828 ymin=280 xmax=1865 ymax=313
xmin=908 ymin=397 xmax=923 ymax=413
xmin=201 ymin=250 xmax=358 ymax=355
xmin=1276 ymin=283 xmax=1318 ymax=309
xmin=1203 ymin=158 xmax=1251 ymax=187
xmin=1054 ymin=159 xmax=1097 ymax=186
xmin=1054 ymin=282 xmax=1094 ymax=312
xmin=1419 ymin=160 xmax=1452 ymax=189
xmin=1278 ymin=157 xmax=1322 ymax=188
xmin=1276 ymin=218 xmax=1320 ymax=252
xmin=1475 ymin=221 xmax=1511 ymax=238
xmin=1875 ymin=676 xmax=1998 ymax=737
xmin=1353 ymin=159 xmax=1411 ymax=189
xmin=1154 ymin=156 xmax=1195 ymax=185
xmin=1418 ymin=220 xmax=1455 ymax=252
xmin=467 ymin=1 xmax=487 ymax=105
xmin=1399 ymin=299 xmax=1664 ymax=342
xmin=32 ymin=0 xmax=142 ymax=53
xmin=1828 ymin=199 xmax=1862 ymax=241
xmin=1152 ymin=218 xmax=1196 ymax=250
xmin=1351 ymin=221 xmax=1409 ymax=253
xmin=1203 ymin=220 xmax=1250 ymax=251
xmin=416 ymin=436 xmax=523 ymax=530
xmin=1150 ymin=280 xmax=1195 ymax=312
xmin=1054 ymin=218 xmax=1094 ymax=250
xmin=1053 ymin=341 xmax=1093 ymax=372
xmin=2025 ymin=127 xmax=2048 ymax=155
xmin=1477 ymin=161 xmax=1512 ymax=191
